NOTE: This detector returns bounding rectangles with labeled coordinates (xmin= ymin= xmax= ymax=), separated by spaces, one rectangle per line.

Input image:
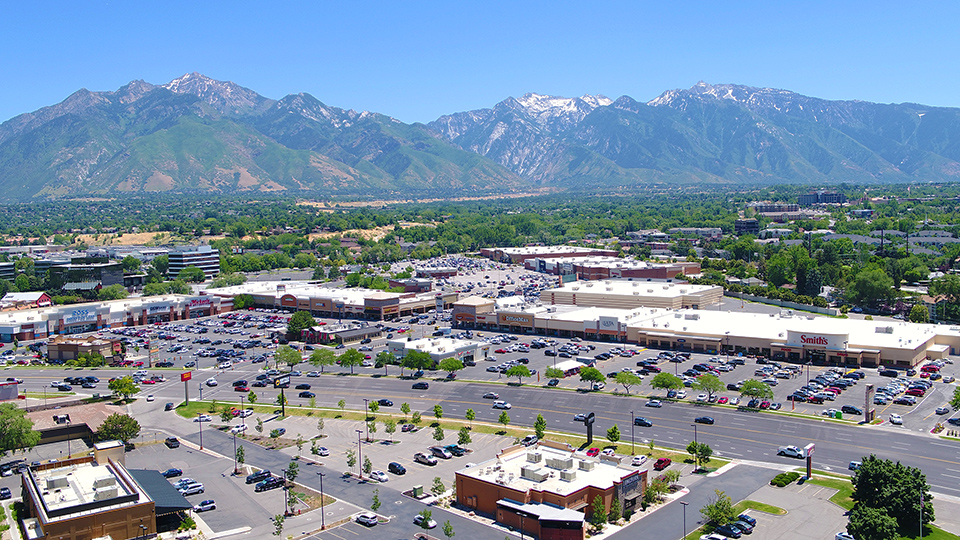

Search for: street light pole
xmin=691 ymin=423 xmax=698 ymax=471
xmin=356 ymin=429 xmax=363 ymax=480
xmin=631 ymin=410 xmax=635 ymax=456
xmin=317 ymin=471 xmax=326 ymax=530
xmin=281 ymin=467 xmax=289 ymax=516
xmin=681 ymin=501 xmax=688 ymax=540
xmin=232 ymin=430 xmax=238 ymax=474
xmin=363 ymin=399 xmax=370 ymax=441
xmin=198 ymin=413 xmax=203 ymax=450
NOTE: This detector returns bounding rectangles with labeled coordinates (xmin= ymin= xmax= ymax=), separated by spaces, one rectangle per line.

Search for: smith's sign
xmin=800 ymin=335 xmax=828 ymax=345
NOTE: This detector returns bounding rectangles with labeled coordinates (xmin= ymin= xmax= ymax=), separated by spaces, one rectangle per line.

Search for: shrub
xmin=770 ymin=472 xmax=801 ymax=487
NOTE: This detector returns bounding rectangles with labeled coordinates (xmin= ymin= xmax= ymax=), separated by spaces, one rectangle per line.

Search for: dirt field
xmin=297 ymin=189 xmax=553 ymax=210
xmin=74 ymin=231 xmax=172 ymax=246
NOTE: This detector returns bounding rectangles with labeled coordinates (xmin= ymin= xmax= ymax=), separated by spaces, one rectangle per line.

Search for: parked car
xmin=369 ymin=470 xmax=388 ymax=482
xmin=388 ymin=462 xmax=406 ymax=475
xmin=254 ymin=477 xmax=285 ymax=492
xmin=179 ymin=483 xmax=205 ymax=496
xmin=164 ymin=437 xmax=180 ymax=448
xmin=714 ymin=523 xmax=743 ymax=538
xmin=246 ymin=470 xmax=272 ymax=484
xmin=194 ymin=499 xmax=216 ymax=512
xmin=161 ymin=468 xmax=182 ymax=478
xmin=414 ymin=452 xmax=438 ymax=466
xmin=653 ymin=458 xmax=672 ymax=470
xmin=586 ymin=448 xmax=601 ymax=457
xmin=631 ymin=455 xmax=648 ymax=466
xmin=355 ymin=512 xmax=379 ymax=527
xmin=413 ymin=514 xmax=438 ymax=529
xmin=841 ymin=405 xmax=863 ymax=415
xmin=0 ymin=487 xmax=10 ymax=500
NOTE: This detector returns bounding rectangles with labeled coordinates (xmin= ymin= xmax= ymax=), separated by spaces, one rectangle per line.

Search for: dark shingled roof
xmin=129 ymin=469 xmax=192 ymax=515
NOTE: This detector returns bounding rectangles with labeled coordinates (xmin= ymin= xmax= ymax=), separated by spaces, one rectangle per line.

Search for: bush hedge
xmin=770 ymin=472 xmax=801 ymax=487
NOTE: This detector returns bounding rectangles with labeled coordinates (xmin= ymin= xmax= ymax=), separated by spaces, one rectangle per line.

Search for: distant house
xmin=0 ymin=292 xmax=53 ymax=310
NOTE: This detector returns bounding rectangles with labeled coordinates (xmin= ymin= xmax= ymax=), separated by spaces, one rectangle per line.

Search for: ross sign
xmin=65 ymin=308 xmax=95 ymax=325
xmin=181 ymin=372 xmax=192 ymax=382
xmin=676 ymin=338 xmax=686 ymax=343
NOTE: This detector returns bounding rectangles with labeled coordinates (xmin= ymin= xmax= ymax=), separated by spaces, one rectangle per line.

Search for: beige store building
xmin=545 ymin=279 xmax=723 ymax=310
xmin=627 ymin=309 xmax=957 ymax=368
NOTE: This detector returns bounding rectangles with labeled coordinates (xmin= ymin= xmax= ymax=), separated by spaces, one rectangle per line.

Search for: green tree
xmin=317 ymin=417 xmax=325 ymax=438
xmin=363 ymin=455 xmax=373 ymax=475
xmin=272 ymin=514 xmax=285 ymax=537
xmin=693 ymin=373 xmax=724 ymax=399
xmin=412 ymin=411 xmax=422 ymax=425
xmin=296 ymin=433 xmax=305 ymax=456
xmin=458 ymin=426 xmax=472 ymax=447
xmin=275 ymin=393 xmax=287 ymax=408
xmin=236 ymin=444 xmax=245 ymax=470
xmin=433 ymin=404 xmax=443 ymax=421
xmin=368 ymin=401 xmax=379 ymax=416
xmin=504 ymin=364 xmax=532 ymax=385
xmin=274 ymin=345 xmax=301 ymax=370
xmin=401 ymin=402 xmax=411 ymax=419
xmin=588 ymin=494 xmax=606 ymax=528
xmin=255 ymin=417 xmax=264 ymax=435
xmin=97 ymin=284 xmax=129 ymax=301
xmin=233 ymin=294 xmax=255 ymax=309
xmin=338 ymin=399 xmax=346 ymax=413
xmin=606 ymin=423 xmax=621 ymax=444
xmin=0 ymin=403 xmax=41 ymax=457
xmin=608 ymin=497 xmax=622 ymax=522
xmin=337 ymin=349 xmax=364 ymax=374
xmin=579 ymin=366 xmax=605 ymax=388
xmin=286 ymin=310 xmax=317 ymax=339
xmin=847 ymin=267 xmax=895 ymax=307
xmin=309 ymin=349 xmax=336 ymax=373
xmin=950 ymin=386 xmax=960 ymax=410
xmin=908 ymin=304 xmax=929 ymax=323
xmin=465 ymin=408 xmax=475 ymax=427
xmin=367 ymin=420 xmax=377 ymax=440
xmin=614 ymin=371 xmax=641 ymax=394
xmin=417 ymin=509 xmax=434 ymax=530
xmin=375 ymin=351 xmax=395 ymax=376
xmin=740 ymin=379 xmax=774 ymax=400
xmin=121 ymin=255 xmax=141 ymax=273
xmin=544 ymin=367 xmax=565 ymax=381
xmin=404 ymin=350 xmax=433 ymax=372
xmin=371 ymin=488 xmax=381 ymax=512
xmin=384 ymin=419 xmax=396 ymax=442
xmin=433 ymin=425 xmax=445 ymax=442
xmin=649 ymin=372 xmax=684 ymax=391
xmin=220 ymin=409 xmax=233 ymax=423
xmin=346 ymin=449 xmax=357 ymax=470
xmin=438 ymin=357 xmax=464 ymax=377
xmin=847 ymin=505 xmax=899 ymax=540
xmin=97 ymin=413 xmax=141 ymax=444
xmin=151 ymin=254 xmax=169 ymax=275
xmin=431 ymin=476 xmax=446 ymax=497
xmin=498 ymin=411 xmax=510 ymax=430
xmin=442 ymin=520 xmax=455 ymax=540
xmin=177 ymin=266 xmax=207 ymax=283
xmin=248 ymin=390 xmax=257 ymax=404
xmin=851 ymin=454 xmax=934 ymax=535
xmin=699 ymin=489 xmax=738 ymax=525
xmin=534 ymin=414 xmax=547 ymax=440
xmin=108 ymin=376 xmax=140 ymax=400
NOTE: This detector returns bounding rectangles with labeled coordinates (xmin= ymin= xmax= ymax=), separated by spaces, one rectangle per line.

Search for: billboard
xmin=273 ymin=375 xmax=291 ymax=388
xmin=181 ymin=372 xmax=192 ymax=382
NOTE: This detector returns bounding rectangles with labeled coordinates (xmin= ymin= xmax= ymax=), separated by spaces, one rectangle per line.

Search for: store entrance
xmin=805 ymin=349 xmax=826 ymax=364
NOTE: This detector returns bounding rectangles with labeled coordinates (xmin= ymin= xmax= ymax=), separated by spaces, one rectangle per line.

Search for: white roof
xmin=549 ymin=279 xmax=716 ymax=298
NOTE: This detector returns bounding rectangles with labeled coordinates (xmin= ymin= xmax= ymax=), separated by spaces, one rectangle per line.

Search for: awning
xmin=129 ymin=469 xmax=192 ymax=515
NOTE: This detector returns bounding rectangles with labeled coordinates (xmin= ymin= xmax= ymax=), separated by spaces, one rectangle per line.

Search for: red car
xmin=141 ymin=379 xmax=156 ymax=385
xmin=586 ymin=448 xmax=600 ymax=457
xmin=234 ymin=385 xmax=249 ymax=392
xmin=717 ymin=397 xmax=729 ymax=404
xmin=759 ymin=401 xmax=770 ymax=409
xmin=495 ymin=349 xmax=507 ymax=354
xmin=654 ymin=458 xmax=672 ymax=470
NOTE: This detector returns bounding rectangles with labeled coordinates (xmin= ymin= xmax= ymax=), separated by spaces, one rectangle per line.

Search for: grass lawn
xmin=805 ymin=476 xmax=854 ymax=510
xmin=734 ymin=500 xmax=787 ymax=515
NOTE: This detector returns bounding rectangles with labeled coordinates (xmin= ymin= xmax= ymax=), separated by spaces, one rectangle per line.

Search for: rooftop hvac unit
xmin=527 ymin=452 xmax=542 ymax=463
xmin=647 ymin=289 xmax=653 ymax=293
xmin=93 ymin=486 xmax=118 ymax=501
xmin=560 ymin=469 xmax=577 ymax=482
xmin=520 ymin=465 xmax=549 ymax=482
xmin=685 ymin=314 xmax=700 ymax=320
xmin=876 ymin=326 xmax=894 ymax=334
xmin=46 ymin=476 xmax=69 ymax=490
xmin=546 ymin=456 xmax=574 ymax=470
xmin=579 ymin=460 xmax=596 ymax=471
xmin=93 ymin=476 xmax=116 ymax=489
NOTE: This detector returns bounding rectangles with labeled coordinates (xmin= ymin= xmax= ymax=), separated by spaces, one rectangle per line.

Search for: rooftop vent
xmin=560 ymin=469 xmax=577 ymax=482
xmin=527 ymin=452 xmax=542 ymax=463
xmin=579 ymin=460 xmax=596 ymax=471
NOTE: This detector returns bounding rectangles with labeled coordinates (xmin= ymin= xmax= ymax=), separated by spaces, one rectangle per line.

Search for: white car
xmin=239 ymin=409 xmax=254 ymax=418
xmin=836 ymin=532 xmax=855 ymax=540
xmin=493 ymin=401 xmax=512 ymax=409
xmin=676 ymin=390 xmax=687 ymax=399
xmin=646 ymin=400 xmax=662 ymax=408
xmin=306 ymin=371 xmax=321 ymax=377
xmin=701 ymin=534 xmax=728 ymax=540
xmin=230 ymin=424 xmax=247 ymax=434
xmin=822 ymin=408 xmax=839 ymax=417
xmin=205 ymin=378 xmax=218 ymax=387
xmin=194 ymin=414 xmax=212 ymax=422
xmin=592 ymin=382 xmax=605 ymax=391
xmin=601 ymin=448 xmax=616 ymax=456
xmin=889 ymin=414 xmax=903 ymax=425
xmin=317 ymin=446 xmax=330 ymax=456
xmin=369 ymin=470 xmax=388 ymax=483
xmin=631 ymin=455 xmax=648 ymax=466
xmin=777 ymin=445 xmax=804 ymax=458
xmin=696 ymin=393 xmax=708 ymax=402
xmin=146 ymin=395 xmax=155 ymax=402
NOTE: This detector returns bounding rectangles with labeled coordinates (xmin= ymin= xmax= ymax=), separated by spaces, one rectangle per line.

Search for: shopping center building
xmin=0 ymin=294 xmax=227 ymax=343
xmin=480 ymin=246 xmax=619 ymax=264
xmin=208 ymin=281 xmax=458 ymax=320
xmin=523 ymin=256 xmax=700 ymax=281
xmin=386 ymin=336 xmax=490 ymax=365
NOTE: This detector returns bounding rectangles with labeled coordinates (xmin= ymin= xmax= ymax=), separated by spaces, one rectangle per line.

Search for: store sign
xmin=65 ymin=309 xmax=94 ymax=324
xmin=188 ymin=298 xmax=210 ymax=308
xmin=181 ymin=372 xmax=192 ymax=382
xmin=786 ymin=330 xmax=847 ymax=350
xmin=147 ymin=305 xmax=169 ymax=314
xmin=499 ymin=314 xmax=531 ymax=325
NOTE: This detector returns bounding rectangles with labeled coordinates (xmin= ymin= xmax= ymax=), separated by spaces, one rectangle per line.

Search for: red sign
xmin=800 ymin=335 xmax=828 ymax=345
xmin=780 ymin=348 xmax=792 ymax=352
xmin=181 ymin=372 xmax=192 ymax=382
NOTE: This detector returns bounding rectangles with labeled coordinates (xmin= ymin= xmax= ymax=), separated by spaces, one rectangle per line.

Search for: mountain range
xmin=2 ymin=74 xmax=960 ymax=201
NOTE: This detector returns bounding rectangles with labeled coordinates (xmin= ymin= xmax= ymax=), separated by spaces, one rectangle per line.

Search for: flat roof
xmin=548 ymin=279 xmax=717 ymax=298
xmin=27 ymin=460 xmax=149 ymax=522
xmin=388 ymin=337 xmax=480 ymax=355
xmin=494 ymin=246 xmax=614 ymax=256
xmin=457 ymin=442 xmax=637 ymax=498
xmin=636 ymin=309 xmax=942 ymax=352
xmin=534 ymin=256 xmax=685 ymax=269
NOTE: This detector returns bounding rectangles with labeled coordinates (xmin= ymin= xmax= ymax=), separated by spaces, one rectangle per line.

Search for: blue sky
xmin=2 ymin=1 xmax=958 ymax=124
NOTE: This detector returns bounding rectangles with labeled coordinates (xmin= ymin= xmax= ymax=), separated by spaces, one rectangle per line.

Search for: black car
xmin=295 ymin=384 xmax=311 ymax=390
xmin=254 ymin=476 xmax=285 ymax=492
xmin=378 ymin=399 xmax=393 ymax=407
xmin=0 ymin=487 xmax=10 ymax=500
xmin=252 ymin=381 xmax=267 ymax=387
xmin=388 ymin=462 xmax=406 ymax=475
xmin=694 ymin=416 xmax=715 ymax=424
xmin=737 ymin=513 xmax=756 ymax=527
xmin=57 ymin=384 xmax=73 ymax=391
xmin=714 ymin=523 xmax=743 ymax=538
xmin=164 ymin=437 xmax=180 ymax=449
xmin=246 ymin=469 xmax=272 ymax=484
xmin=412 ymin=382 xmax=429 ymax=390
xmin=162 ymin=468 xmax=183 ymax=478
xmin=299 ymin=391 xmax=316 ymax=398
xmin=164 ymin=402 xmax=175 ymax=411
xmin=633 ymin=417 xmax=653 ymax=427
xmin=841 ymin=405 xmax=863 ymax=415
xmin=232 ymin=380 xmax=248 ymax=387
